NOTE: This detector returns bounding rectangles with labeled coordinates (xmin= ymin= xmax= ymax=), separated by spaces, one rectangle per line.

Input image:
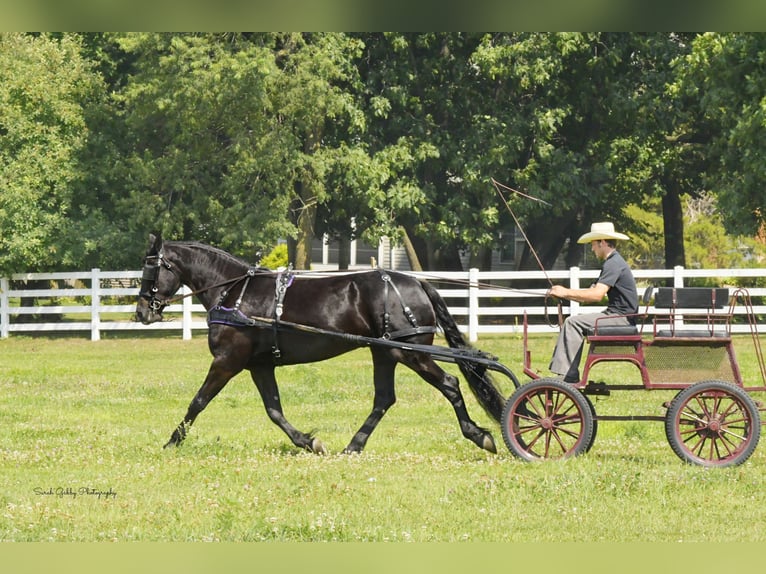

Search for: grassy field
xmin=1 ymin=332 xmax=766 ymax=542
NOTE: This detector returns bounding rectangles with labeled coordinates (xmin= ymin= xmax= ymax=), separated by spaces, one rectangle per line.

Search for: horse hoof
xmin=311 ymin=438 xmax=328 ymax=455
xmin=481 ymin=433 xmax=497 ymax=454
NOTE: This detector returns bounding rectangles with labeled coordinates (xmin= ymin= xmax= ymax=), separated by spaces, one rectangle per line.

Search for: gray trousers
xmin=549 ymin=311 xmax=632 ymax=382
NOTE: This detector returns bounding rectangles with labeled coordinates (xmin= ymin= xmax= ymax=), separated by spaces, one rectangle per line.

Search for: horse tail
xmin=420 ymin=280 xmax=505 ymax=423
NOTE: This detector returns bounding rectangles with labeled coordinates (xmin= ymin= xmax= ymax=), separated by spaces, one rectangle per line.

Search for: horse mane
xmin=168 ymin=241 xmax=262 ymax=273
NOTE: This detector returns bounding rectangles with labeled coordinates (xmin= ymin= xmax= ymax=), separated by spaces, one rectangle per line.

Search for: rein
xmin=179 ymin=272 xmax=254 ymax=305
xmin=142 ymin=246 xmax=559 ymax=327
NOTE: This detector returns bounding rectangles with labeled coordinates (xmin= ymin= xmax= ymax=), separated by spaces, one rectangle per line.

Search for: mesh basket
xmin=643 ymin=341 xmax=735 ymax=385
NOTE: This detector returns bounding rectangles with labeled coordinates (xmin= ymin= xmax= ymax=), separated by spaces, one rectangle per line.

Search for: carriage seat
xmin=654 ymin=329 xmax=730 ymax=338
xmin=652 ymin=287 xmax=731 ymax=339
xmin=654 ymin=287 xmax=729 ymax=310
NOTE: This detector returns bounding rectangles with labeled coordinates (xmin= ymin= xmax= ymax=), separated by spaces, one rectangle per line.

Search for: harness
xmin=139 ymin=250 xmax=173 ymax=311
xmin=207 ymin=266 xmax=294 ymax=362
xmin=271 ymin=267 xmax=295 ymax=361
xmin=213 ymin=266 xmax=258 ymax=311
xmin=207 ymin=269 xmax=436 ymax=359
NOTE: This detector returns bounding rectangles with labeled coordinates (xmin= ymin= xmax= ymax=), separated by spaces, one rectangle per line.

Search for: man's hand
xmin=548 ymin=285 xmax=568 ymax=299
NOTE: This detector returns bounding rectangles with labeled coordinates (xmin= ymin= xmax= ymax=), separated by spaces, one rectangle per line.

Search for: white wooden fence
xmin=1 ymin=266 xmax=764 ymax=342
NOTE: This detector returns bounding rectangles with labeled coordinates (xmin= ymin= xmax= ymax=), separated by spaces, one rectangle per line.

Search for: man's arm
xmin=549 ymin=282 xmax=609 ymax=304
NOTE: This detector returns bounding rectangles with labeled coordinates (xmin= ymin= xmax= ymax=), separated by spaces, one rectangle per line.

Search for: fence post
xmin=568 ymin=267 xmax=581 ymax=316
xmin=468 ymin=267 xmax=479 ymax=343
xmin=91 ymin=268 xmax=101 ymax=341
xmin=673 ymin=265 xmax=685 ymax=288
xmin=673 ymin=265 xmax=685 ymax=329
xmin=182 ymin=285 xmax=192 ymax=340
xmin=1 ymin=277 xmax=9 ymax=338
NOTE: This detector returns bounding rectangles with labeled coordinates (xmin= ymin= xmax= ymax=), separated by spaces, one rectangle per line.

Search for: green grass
xmin=1 ymin=333 xmax=766 ymax=542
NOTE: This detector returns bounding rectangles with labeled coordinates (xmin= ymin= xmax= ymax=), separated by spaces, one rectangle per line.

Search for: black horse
xmin=135 ymin=234 xmax=506 ymax=454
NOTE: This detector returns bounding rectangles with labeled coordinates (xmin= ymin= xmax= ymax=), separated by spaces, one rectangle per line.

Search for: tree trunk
xmin=293 ymin=192 xmax=316 ymax=270
xmin=662 ymin=186 xmax=685 ymax=269
xmin=293 ymin=128 xmax=322 ymax=270
xmin=337 ymin=236 xmax=350 ymax=270
xmin=429 ymin=241 xmax=463 ymax=271
xmin=468 ymin=245 xmax=492 ymax=271
xmin=399 ymin=226 xmax=423 ymax=272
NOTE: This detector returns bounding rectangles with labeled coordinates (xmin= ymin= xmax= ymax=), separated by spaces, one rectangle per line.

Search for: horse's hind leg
xmin=344 ymin=349 xmax=397 ymax=454
xmin=164 ymin=359 xmax=241 ymax=448
xmin=249 ymin=366 xmax=327 ymax=454
xmin=402 ymin=352 xmax=497 ymax=453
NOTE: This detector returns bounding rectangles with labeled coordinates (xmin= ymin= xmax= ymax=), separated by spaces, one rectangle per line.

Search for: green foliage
xmin=258 ymin=243 xmax=289 ymax=269
xmin=2 ymin=32 xmax=765 ymax=274
xmin=682 ymin=194 xmax=766 ymax=286
xmin=621 ymin=192 xmax=766 ymax=284
xmin=672 ymin=33 xmax=766 ymax=237
xmin=106 ymin=33 xmax=293 ymax=262
xmin=0 ymin=33 xmax=104 ymax=275
xmin=621 ymin=198 xmax=666 ymax=269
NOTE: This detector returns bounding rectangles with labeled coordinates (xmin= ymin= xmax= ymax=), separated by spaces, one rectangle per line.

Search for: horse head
xmin=135 ymin=233 xmax=182 ymax=325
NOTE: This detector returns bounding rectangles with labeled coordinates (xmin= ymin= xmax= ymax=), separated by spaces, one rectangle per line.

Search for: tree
xmin=96 ymin=33 xmax=295 ymax=266
xmin=269 ymin=33 xmax=369 ymax=269
xmin=469 ymin=33 xmax=707 ymax=272
xmin=360 ymin=33 xmax=506 ymax=271
xmin=467 ymin=33 xmax=651 ymax=269
xmin=672 ymin=33 xmax=766 ymax=238
xmin=0 ymin=33 xmax=104 ymax=275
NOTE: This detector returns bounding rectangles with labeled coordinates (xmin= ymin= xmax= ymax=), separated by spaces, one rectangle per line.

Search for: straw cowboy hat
xmin=577 ymin=222 xmax=630 ymax=244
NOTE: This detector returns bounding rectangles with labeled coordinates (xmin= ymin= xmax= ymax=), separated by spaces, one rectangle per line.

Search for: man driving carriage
xmin=547 ymin=222 xmax=639 ymax=383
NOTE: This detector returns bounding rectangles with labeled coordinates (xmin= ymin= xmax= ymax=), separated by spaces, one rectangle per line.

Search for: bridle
xmin=138 ymin=250 xmax=176 ymax=312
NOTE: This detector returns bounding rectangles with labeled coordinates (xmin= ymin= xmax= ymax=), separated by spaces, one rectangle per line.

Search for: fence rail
xmin=1 ymin=266 xmax=764 ymax=342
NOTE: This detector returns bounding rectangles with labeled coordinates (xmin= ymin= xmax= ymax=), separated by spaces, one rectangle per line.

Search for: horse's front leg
xmin=249 ymin=365 xmax=327 ymax=454
xmin=164 ymin=358 xmax=242 ymax=448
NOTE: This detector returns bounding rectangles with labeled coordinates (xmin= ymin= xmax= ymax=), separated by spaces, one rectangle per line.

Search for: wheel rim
xmin=673 ymin=387 xmax=757 ymax=466
xmin=507 ymin=384 xmax=589 ymax=459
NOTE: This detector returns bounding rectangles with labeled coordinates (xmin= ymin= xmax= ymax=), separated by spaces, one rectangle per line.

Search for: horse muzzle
xmin=135 ymin=298 xmax=164 ymax=325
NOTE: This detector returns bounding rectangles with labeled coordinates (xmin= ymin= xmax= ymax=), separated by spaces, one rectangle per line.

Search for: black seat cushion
xmin=586 ymin=325 xmax=639 ymax=337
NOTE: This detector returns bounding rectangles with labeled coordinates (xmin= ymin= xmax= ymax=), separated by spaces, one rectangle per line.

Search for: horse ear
xmin=148 ymin=232 xmax=163 ymax=254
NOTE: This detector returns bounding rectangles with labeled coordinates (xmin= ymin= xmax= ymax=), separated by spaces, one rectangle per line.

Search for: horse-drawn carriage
xmin=505 ymin=285 xmax=766 ymax=467
xmin=136 ymin=235 xmax=765 ymax=468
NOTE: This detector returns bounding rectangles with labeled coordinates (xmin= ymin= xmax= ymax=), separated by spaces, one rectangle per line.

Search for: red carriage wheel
xmin=664 ymin=380 xmax=761 ymax=468
xmin=501 ymin=378 xmax=595 ymax=461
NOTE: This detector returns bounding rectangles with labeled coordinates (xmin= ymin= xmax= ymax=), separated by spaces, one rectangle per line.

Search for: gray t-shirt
xmin=597 ymin=250 xmax=638 ymax=318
